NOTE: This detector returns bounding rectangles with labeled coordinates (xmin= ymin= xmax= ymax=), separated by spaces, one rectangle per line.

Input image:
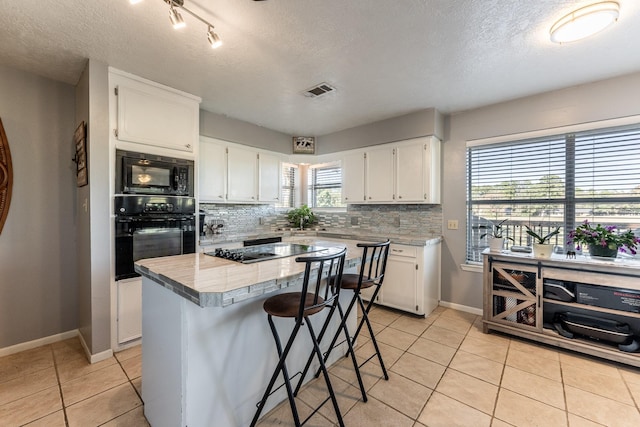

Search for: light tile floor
xmin=2 ymin=306 xmax=640 ymax=426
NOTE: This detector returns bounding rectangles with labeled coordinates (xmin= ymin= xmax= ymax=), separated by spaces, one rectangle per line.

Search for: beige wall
xmin=0 ymin=64 xmax=77 ymax=348
xmin=442 ymin=71 xmax=640 ymax=310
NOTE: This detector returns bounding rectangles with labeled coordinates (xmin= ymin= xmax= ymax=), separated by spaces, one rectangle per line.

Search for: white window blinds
xmin=466 ymin=124 xmax=640 ymax=263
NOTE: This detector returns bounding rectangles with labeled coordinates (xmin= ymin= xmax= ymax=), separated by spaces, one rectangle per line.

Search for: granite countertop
xmin=199 ymin=229 xmax=442 ymax=248
xmin=135 ymin=239 xmax=364 ymax=308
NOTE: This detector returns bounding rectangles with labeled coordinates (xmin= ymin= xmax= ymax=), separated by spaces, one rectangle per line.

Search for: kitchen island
xmin=135 ymin=239 xmax=364 ymax=427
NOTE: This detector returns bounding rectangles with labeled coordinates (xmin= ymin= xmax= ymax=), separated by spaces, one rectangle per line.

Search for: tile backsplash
xmin=200 ymin=203 xmax=442 ymax=237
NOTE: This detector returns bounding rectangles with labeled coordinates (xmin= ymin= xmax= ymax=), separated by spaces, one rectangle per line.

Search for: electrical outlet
xmin=447 ymin=219 xmax=459 ymax=230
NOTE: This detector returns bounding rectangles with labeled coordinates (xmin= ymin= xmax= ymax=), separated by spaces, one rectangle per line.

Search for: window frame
xmin=465 ymin=119 xmax=640 ymax=264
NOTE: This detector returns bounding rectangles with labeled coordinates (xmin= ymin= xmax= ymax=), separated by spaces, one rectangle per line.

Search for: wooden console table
xmin=483 ymin=251 xmax=640 ymax=367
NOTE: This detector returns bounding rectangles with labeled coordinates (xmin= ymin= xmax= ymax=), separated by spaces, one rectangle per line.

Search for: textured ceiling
xmin=1 ymin=0 xmax=640 ymax=136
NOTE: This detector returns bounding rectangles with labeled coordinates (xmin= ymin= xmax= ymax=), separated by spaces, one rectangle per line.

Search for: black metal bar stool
xmin=329 ymin=241 xmax=392 ymax=380
xmin=296 ymin=240 xmax=391 ymax=403
xmin=250 ymin=248 xmax=348 ymax=427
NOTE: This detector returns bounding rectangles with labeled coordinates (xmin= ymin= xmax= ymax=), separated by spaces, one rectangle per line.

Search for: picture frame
xmin=74 ymin=121 xmax=88 ymax=187
xmin=292 ymin=136 xmax=315 ymax=154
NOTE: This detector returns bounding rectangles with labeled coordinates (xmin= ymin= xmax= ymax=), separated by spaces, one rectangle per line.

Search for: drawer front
xmin=389 ymin=244 xmax=417 ymax=258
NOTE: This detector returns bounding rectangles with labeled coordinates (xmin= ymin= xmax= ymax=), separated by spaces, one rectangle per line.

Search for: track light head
xmin=169 ymin=3 xmax=186 ymax=29
xmin=207 ymin=26 xmax=222 ymax=48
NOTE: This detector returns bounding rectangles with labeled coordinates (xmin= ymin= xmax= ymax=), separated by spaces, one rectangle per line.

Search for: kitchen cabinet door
xmin=258 ymin=152 xmax=281 ymax=203
xmin=116 ymin=81 xmax=198 ymax=152
xmin=117 ymin=278 xmax=142 ymax=344
xmin=396 ymin=142 xmax=425 ymax=202
xmin=199 ymin=139 xmax=227 ymax=202
xmin=342 ymin=151 xmax=366 ymax=203
xmin=227 ymin=145 xmax=258 ymax=202
xmin=366 ymin=146 xmax=395 ymax=202
xmin=382 ymin=246 xmax=419 ymax=314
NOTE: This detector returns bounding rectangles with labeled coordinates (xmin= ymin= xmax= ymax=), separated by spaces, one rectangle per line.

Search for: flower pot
xmin=588 ymin=243 xmax=618 ymax=258
xmin=532 ymin=243 xmax=553 ymax=259
xmin=489 ymin=237 xmax=505 ymax=252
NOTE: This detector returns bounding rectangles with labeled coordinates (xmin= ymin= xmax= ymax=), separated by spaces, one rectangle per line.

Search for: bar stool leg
xmin=306 ymin=317 xmax=345 ymax=427
xmin=294 ymin=297 xmax=367 ymax=402
xmin=250 ymin=316 xmax=302 ymax=427
xmin=354 ymin=291 xmax=389 ymax=380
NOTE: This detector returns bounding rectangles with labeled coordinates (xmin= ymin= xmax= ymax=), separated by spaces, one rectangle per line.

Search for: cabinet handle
xmin=392 ymin=249 xmax=403 ymax=253
xmin=186 ymin=144 xmax=192 ymax=149
xmin=218 ymin=195 xmax=223 ymax=199
xmin=345 ymin=197 xmax=348 ymax=200
xmin=368 ymin=196 xmax=372 ymax=200
xmin=398 ymin=195 xmax=402 ymax=199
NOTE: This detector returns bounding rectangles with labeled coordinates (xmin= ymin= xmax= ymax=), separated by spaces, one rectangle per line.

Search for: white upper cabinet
xmin=198 ymin=138 xmax=282 ymax=204
xmin=227 ymin=145 xmax=258 ymax=202
xmin=346 ymin=136 xmax=441 ymax=204
xmin=366 ymin=145 xmax=395 ymax=202
xmin=199 ymin=138 xmax=227 ymax=202
xmin=342 ymin=151 xmax=366 ymax=203
xmin=113 ymin=74 xmax=200 ymax=153
xmin=258 ymin=152 xmax=281 ymax=203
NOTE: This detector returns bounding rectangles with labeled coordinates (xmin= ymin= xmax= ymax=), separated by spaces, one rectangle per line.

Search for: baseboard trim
xmin=78 ymin=332 xmax=114 ymax=364
xmin=0 ymin=330 xmax=78 ymax=358
xmin=439 ymin=301 xmax=483 ymax=316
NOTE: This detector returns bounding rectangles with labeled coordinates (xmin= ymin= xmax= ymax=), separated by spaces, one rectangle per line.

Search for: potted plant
xmin=525 ymin=225 xmax=560 ymax=259
xmin=286 ymin=204 xmax=318 ymax=230
xmin=480 ymin=219 xmax=513 ymax=252
xmin=568 ymin=220 xmax=639 ymax=258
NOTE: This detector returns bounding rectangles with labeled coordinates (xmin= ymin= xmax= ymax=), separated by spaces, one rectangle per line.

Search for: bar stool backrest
xmin=357 ymin=240 xmax=391 ymax=290
xmin=295 ymin=247 xmax=347 ymax=320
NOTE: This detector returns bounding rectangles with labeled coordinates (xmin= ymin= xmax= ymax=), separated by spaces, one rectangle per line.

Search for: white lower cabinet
xmin=362 ymin=241 xmax=441 ymax=316
xmin=383 ymin=247 xmax=419 ymax=313
xmin=117 ymin=277 xmax=142 ymax=345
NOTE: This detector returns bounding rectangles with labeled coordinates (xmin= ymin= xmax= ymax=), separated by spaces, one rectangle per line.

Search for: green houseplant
xmin=286 ymin=204 xmax=317 ymax=230
xmin=525 ymin=225 xmax=560 ymax=259
xmin=480 ymin=219 xmax=513 ymax=252
xmin=568 ymin=220 xmax=639 ymax=258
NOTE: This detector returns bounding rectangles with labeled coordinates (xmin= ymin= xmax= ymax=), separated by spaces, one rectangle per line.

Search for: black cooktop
xmin=206 ymin=243 xmax=327 ymax=264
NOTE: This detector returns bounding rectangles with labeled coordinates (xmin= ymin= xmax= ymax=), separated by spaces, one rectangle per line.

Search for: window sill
xmin=460 ymin=263 xmax=483 ymax=273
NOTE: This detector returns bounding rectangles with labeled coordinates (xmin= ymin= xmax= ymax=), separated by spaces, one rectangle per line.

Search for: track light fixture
xmin=130 ymin=0 xmax=222 ymax=48
xmin=168 ymin=1 xmax=186 ymax=29
xmin=207 ymin=26 xmax=223 ymax=49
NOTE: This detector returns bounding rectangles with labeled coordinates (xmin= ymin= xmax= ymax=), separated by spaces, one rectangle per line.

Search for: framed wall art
xmin=73 ymin=121 xmax=88 ymax=187
xmin=293 ymin=136 xmax=315 ymax=154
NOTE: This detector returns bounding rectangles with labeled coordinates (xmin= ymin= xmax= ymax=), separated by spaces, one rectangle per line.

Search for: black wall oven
xmin=115 ymin=195 xmax=196 ymax=280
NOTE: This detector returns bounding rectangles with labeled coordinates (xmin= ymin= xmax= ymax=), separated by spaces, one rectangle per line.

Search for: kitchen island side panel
xmin=142 ymin=278 xmax=186 ymax=427
xmin=142 ymin=277 xmax=355 ymax=427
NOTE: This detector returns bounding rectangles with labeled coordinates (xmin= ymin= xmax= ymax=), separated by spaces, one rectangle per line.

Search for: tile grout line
xmin=49 ymin=343 xmax=71 ymax=427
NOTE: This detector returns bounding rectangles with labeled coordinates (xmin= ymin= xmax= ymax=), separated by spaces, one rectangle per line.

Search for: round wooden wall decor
xmin=0 ymin=117 xmax=13 ymax=234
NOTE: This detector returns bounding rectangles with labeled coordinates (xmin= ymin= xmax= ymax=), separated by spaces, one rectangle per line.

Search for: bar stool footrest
xmin=254 ymin=371 xmax=303 ymax=408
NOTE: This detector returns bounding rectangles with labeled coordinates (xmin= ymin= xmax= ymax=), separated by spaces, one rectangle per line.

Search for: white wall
xmin=441 ymin=71 xmax=640 ymax=310
xmin=0 ymin=64 xmax=77 ymax=348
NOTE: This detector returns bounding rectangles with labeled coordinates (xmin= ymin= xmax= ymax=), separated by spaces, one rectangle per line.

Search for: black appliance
xmin=116 ymin=149 xmax=194 ymax=197
xmin=207 ymin=242 xmax=327 ymax=264
xmin=115 ymin=195 xmax=196 ymax=280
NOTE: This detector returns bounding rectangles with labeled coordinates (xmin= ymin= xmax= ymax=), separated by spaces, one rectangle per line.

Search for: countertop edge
xmin=135 ymin=249 xmax=363 ymax=308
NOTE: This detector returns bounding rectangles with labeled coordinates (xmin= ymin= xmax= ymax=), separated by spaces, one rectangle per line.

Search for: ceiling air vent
xmin=303 ymin=82 xmax=336 ymax=98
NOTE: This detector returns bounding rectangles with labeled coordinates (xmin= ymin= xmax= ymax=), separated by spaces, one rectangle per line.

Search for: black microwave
xmin=116 ymin=150 xmax=194 ymax=196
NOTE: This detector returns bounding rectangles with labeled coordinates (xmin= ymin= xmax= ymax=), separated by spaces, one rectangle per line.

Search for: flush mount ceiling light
xmin=130 ymin=0 xmax=222 ymax=48
xmin=550 ymin=1 xmax=620 ymax=43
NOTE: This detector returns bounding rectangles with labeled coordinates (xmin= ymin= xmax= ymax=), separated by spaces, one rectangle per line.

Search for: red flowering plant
xmin=567 ymin=220 xmax=640 ymax=255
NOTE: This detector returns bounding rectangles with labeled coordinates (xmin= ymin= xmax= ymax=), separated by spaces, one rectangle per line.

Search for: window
xmin=308 ymin=163 xmax=345 ymax=208
xmin=277 ymin=163 xmax=297 ymax=208
xmin=466 ymin=124 xmax=640 ymax=263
